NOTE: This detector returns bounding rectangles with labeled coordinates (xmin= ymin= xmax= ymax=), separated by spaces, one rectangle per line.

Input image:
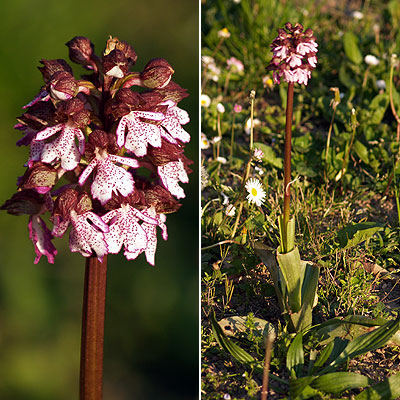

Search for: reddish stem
xmin=283 ymin=83 xmax=294 ymax=228
xmin=80 ymin=255 xmax=108 ymax=400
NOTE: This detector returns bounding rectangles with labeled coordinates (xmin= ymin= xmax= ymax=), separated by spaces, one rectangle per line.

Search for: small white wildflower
xmin=211 ymin=136 xmax=221 ymax=144
xmin=364 ymin=54 xmax=379 ymax=66
xmin=254 ymin=165 xmax=264 ymax=176
xmin=245 ymin=178 xmax=266 ymax=206
xmin=352 ymin=10 xmax=363 ymax=20
xmin=225 ymin=204 xmax=236 ymax=217
xmin=201 ymin=94 xmax=211 ymax=108
xmin=340 ymin=92 xmax=345 ymax=99
xmin=253 ymin=148 xmax=264 ymax=162
xmin=376 ymin=80 xmax=386 ymax=90
xmin=232 ymin=0 xmax=241 ymax=3
xmin=218 ymin=28 xmax=231 ymax=38
xmin=216 ymin=156 xmax=227 ymax=164
xmin=201 ymin=133 xmax=210 ymax=150
xmin=244 ymin=118 xmax=261 ymax=135
xmin=216 ymin=103 xmax=225 ymax=113
xmin=221 ymin=192 xmax=230 ymax=205
xmin=201 ymin=55 xmax=215 ymax=66
xmin=226 ymin=57 xmax=244 ymax=73
xmin=223 ymin=394 xmax=232 ymax=400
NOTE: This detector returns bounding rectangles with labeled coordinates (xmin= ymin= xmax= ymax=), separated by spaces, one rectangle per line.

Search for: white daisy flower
xmin=352 ymin=10 xmax=363 ymax=20
xmin=364 ymin=54 xmax=379 ymax=66
xmin=201 ymin=94 xmax=211 ymax=108
xmin=216 ymin=156 xmax=227 ymax=164
xmin=218 ymin=28 xmax=231 ymax=38
xmin=245 ymin=178 xmax=266 ymax=206
xmin=376 ymin=79 xmax=386 ymax=90
xmin=201 ymin=133 xmax=210 ymax=150
xmin=216 ymin=103 xmax=225 ymax=113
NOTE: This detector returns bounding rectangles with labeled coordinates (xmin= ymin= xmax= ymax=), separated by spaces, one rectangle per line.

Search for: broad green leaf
xmin=369 ymin=93 xmax=389 ymax=125
xmin=289 ymin=376 xmax=316 ymax=399
xmin=286 ymin=333 xmax=304 ymax=378
xmin=339 ymin=63 xmax=356 ymax=88
xmin=311 ymin=372 xmax=373 ymax=394
xmin=337 ymin=222 xmax=384 ymax=250
xmin=253 ymin=142 xmax=283 ymax=169
xmin=321 ymin=316 xmax=400 ymax=374
xmin=277 ymin=247 xmax=305 ymax=312
xmin=354 ymin=140 xmax=369 ymax=164
xmin=210 ymin=312 xmax=255 ymax=364
xmin=355 ymin=371 xmax=400 ymax=399
xmin=343 ymin=31 xmax=363 ymax=64
xmin=310 ymin=341 xmax=334 ymax=374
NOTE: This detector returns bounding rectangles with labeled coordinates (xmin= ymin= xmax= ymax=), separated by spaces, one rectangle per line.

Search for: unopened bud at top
xmin=140 ymin=58 xmax=174 ymax=89
xmin=66 ymin=36 xmax=95 ymax=66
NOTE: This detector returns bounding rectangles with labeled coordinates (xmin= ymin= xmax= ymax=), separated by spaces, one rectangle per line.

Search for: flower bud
xmin=65 ymin=36 xmax=95 ymax=66
xmin=0 ymin=189 xmax=44 ymax=215
xmin=140 ymin=58 xmax=174 ymax=89
xmin=103 ymin=49 xmax=129 ymax=78
xmin=19 ymin=162 xmax=58 ymax=194
xmin=104 ymin=36 xmax=137 ymax=67
xmin=53 ymin=188 xmax=79 ymax=220
xmin=49 ymin=71 xmax=78 ymax=100
xmin=75 ymin=192 xmax=92 ymax=214
xmin=144 ymin=185 xmax=182 ymax=214
xmin=154 ymin=81 xmax=189 ymax=103
xmin=147 ymin=139 xmax=183 ymax=166
xmin=38 ymin=59 xmax=73 ymax=82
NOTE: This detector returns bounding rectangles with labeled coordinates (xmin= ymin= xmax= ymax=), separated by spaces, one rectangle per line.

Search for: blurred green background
xmin=0 ymin=1 xmax=198 ymax=399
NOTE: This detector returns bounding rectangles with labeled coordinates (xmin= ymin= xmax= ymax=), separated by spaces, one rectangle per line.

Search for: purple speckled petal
xmin=91 ymin=158 xmax=134 ymax=204
xmin=158 ymin=159 xmax=188 ymax=199
xmin=109 ymin=154 xmax=139 ymax=169
xmin=28 ymin=215 xmax=57 ymax=264
xmin=79 ymin=159 xmax=97 ymax=186
xmin=69 ymin=211 xmax=108 ymax=260
xmin=116 ymin=116 xmax=128 ymax=148
xmin=35 ymin=124 xmax=63 ymax=141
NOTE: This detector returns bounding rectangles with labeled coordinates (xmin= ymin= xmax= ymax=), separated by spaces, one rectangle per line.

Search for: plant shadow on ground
xmin=201 ymin=0 xmax=400 ymax=398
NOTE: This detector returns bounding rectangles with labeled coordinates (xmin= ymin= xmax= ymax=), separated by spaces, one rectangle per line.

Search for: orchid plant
xmin=256 ymin=23 xmax=319 ymax=333
xmin=1 ymin=36 xmax=192 ymax=398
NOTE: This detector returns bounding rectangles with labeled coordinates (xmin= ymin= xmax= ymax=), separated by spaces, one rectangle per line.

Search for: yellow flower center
xmin=251 ymin=188 xmax=258 ymax=196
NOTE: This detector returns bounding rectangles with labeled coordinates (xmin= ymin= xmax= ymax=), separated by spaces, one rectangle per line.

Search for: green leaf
xmin=337 ymin=222 xmax=384 ymax=250
xmin=321 ymin=316 xmax=400 ymax=374
xmin=355 ymin=371 xmax=400 ymax=399
xmin=310 ymin=341 xmax=334 ymax=374
xmin=311 ymin=372 xmax=373 ymax=394
xmin=354 ymin=140 xmax=369 ymax=164
xmin=369 ymin=93 xmax=389 ymax=125
xmin=210 ymin=311 xmax=255 ymax=364
xmin=277 ymin=247 xmax=305 ymax=312
xmin=289 ymin=376 xmax=317 ymax=399
xmin=253 ymin=142 xmax=283 ymax=169
xmin=286 ymin=333 xmax=304 ymax=378
xmin=343 ymin=31 xmax=363 ymax=64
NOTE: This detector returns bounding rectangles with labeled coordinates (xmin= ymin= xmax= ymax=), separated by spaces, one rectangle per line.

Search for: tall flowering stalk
xmin=267 ymin=22 xmax=318 ymax=252
xmin=256 ymin=23 xmax=319 ymax=333
xmin=1 ymin=36 xmax=192 ymax=398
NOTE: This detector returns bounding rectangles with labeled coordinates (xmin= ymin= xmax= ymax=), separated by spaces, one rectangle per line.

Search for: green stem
xmin=283 ymin=83 xmax=294 ymax=231
xmin=80 ymin=256 xmax=108 ymax=400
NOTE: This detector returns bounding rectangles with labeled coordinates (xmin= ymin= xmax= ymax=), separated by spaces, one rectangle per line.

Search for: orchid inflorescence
xmin=2 ymin=36 xmax=192 ymax=266
xmin=267 ymin=22 xmax=318 ymax=85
